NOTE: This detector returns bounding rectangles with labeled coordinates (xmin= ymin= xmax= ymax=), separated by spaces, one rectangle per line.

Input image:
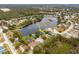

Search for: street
xmin=0 ymin=27 xmax=17 ymax=54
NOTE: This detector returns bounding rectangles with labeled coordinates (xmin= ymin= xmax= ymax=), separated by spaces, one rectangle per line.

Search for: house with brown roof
xmin=6 ymin=31 xmax=14 ymax=38
xmin=18 ymin=44 xmax=29 ymax=53
xmin=28 ymin=41 xmax=39 ymax=50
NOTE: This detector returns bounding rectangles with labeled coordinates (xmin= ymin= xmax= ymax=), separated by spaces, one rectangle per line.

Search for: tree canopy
xmin=33 ymin=34 xmax=79 ymax=54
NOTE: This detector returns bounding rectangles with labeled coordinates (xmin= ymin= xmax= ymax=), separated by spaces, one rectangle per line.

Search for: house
xmin=28 ymin=41 xmax=39 ymax=50
xmin=2 ymin=26 xmax=8 ymax=30
xmin=56 ymin=24 xmax=66 ymax=33
xmin=13 ymin=38 xmax=19 ymax=44
xmin=74 ymin=24 xmax=79 ymax=30
xmin=42 ymin=34 xmax=49 ymax=40
xmin=0 ymin=34 xmax=4 ymax=42
xmin=0 ymin=27 xmax=3 ymax=33
xmin=57 ymin=27 xmax=65 ymax=33
xmin=18 ymin=44 xmax=29 ymax=53
xmin=44 ymin=28 xmax=53 ymax=32
xmin=28 ymin=39 xmax=33 ymax=43
xmin=6 ymin=31 xmax=14 ymax=38
xmin=68 ymin=29 xmax=79 ymax=38
xmin=35 ymin=37 xmax=44 ymax=43
xmin=15 ymin=38 xmax=19 ymax=42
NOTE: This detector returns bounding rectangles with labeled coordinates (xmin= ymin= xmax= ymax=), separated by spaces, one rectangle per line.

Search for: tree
xmin=9 ymin=38 xmax=15 ymax=43
xmin=14 ymin=42 xmax=22 ymax=48
xmin=33 ymin=34 xmax=79 ymax=54
xmin=57 ymin=16 xmax=61 ymax=24
xmin=19 ymin=36 xmax=29 ymax=45
xmin=33 ymin=44 xmax=45 ymax=54
xmin=36 ymin=15 xmax=43 ymax=22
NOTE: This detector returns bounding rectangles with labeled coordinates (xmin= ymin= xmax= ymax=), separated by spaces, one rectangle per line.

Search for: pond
xmin=20 ymin=17 xmax=58 ymax=36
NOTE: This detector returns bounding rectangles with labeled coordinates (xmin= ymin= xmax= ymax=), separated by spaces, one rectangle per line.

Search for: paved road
xmin=53 ymin=20 xmax=74 ymax=37
xmin=61 ymin=20 xmax=74 ymax=34
xmin=0 ymin=27 xmax=17 ymax=54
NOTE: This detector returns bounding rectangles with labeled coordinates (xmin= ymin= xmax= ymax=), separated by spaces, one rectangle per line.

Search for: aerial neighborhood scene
xmin=0 ymin=4 xmax=79 ymax=54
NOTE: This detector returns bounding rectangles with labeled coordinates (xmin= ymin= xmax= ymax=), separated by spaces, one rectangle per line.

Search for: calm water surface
xmin=20 ymin=17 xmax=58 ymax=36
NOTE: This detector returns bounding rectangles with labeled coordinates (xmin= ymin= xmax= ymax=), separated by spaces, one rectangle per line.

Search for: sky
xmin=0 ymin=0 xmax=79 ymax=4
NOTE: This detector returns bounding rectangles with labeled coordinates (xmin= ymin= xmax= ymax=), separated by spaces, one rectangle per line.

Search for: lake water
xmin=20 ymin=17 xmax=58 ymax=36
